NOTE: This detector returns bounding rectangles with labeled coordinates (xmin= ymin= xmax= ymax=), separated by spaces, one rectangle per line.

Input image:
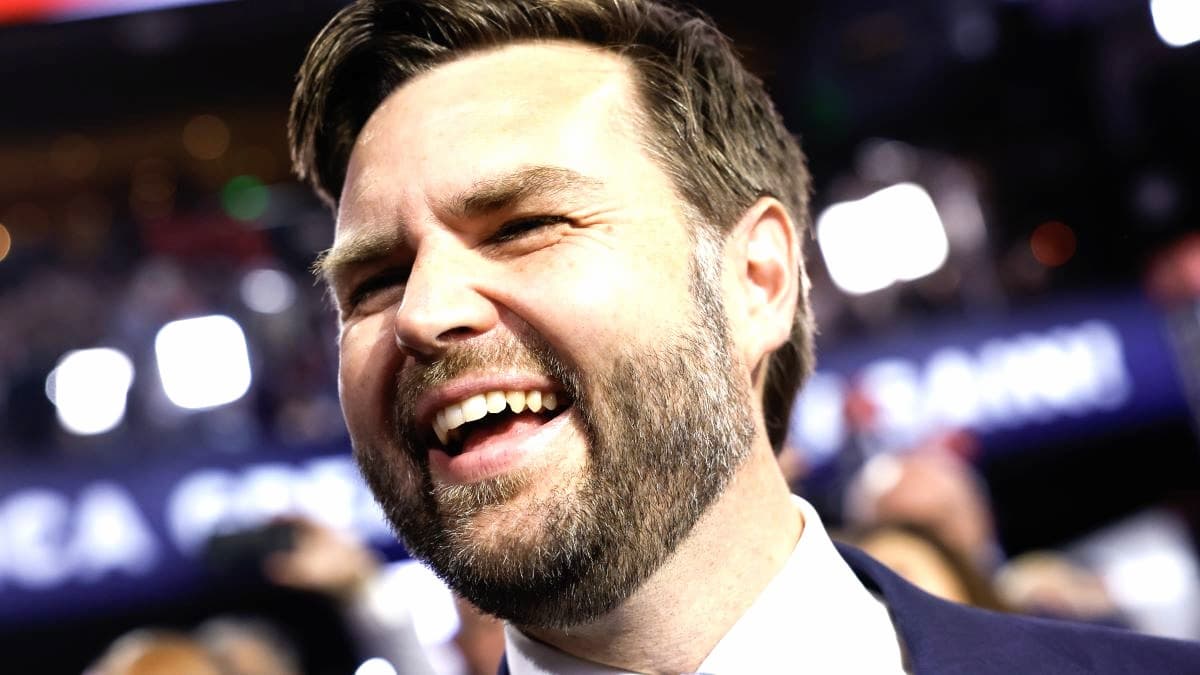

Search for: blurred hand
xmin=261 ymin=516 xmax=382 ymax=602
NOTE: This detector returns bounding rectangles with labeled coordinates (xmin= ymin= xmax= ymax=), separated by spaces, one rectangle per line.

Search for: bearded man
xmin=288 ymin=1 xmax=1200 ymax=672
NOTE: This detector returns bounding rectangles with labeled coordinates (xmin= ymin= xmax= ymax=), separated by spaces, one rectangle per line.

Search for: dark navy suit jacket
xmin=836 ymin=544 xmax=1200 ymax=673
xmin=500 ymin=544 xmax=1200 ymax=673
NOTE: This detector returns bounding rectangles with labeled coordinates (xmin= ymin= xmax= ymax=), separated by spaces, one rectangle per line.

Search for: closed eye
xmin=488 ymin=215 xmax=570 ymax=245
xmin=345 ymin=267 xmax=410 ymax=312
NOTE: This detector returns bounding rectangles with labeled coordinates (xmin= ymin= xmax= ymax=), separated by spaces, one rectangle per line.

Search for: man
xmin=288 ymin=1 xmax=1200 ymax=672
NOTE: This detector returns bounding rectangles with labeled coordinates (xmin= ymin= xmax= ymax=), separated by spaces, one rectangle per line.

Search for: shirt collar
xmin=503 ymin=496 xmax=907 ymax=674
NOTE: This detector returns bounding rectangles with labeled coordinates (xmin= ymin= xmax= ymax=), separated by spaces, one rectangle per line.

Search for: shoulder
xmin=915 ymin=592 xmax=1200 ymax=674
xmin=836 ymin=543 xmax=1200 ymax=674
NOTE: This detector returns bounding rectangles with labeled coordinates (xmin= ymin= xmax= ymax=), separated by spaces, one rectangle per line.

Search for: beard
xmin=352 ymin=238 xmax=757 ymax=628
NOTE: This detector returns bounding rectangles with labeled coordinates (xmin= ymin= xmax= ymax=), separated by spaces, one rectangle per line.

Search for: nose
xmin=393 ymin=242 xmax=498 ymax=359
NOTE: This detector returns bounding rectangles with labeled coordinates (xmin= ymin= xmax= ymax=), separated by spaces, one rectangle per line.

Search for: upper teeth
xmin=432 ymin=390 xmax=559 ymax=445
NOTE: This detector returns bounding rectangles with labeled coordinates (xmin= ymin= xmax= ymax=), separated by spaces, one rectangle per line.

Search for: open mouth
xmin=430 ymin=389 xmax=571 ymax=457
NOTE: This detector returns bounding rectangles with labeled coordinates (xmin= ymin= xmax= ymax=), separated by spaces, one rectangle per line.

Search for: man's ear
xmin=731 ymin=197 xmax=799 ymax=372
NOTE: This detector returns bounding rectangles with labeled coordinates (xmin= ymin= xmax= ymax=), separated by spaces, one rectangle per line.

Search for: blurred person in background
xmin=843 ymin=450 xmax=1148 ymax=630
xmin=840 ymin=521 xmax=1007 ymax=611
xmin=287 ymin=0 xmax=1200 ymax=672
xmin=85 ymin=628 xmax=224 ymax=675
xmin=844 ymin=447 xmax=1004 ymax=574
xmin=263 ymin=515 xmax=504 ymax=674
xmin=194 ymin=616 xmax=303 ymax=675
xmin=995 ymin=551 xmax=1129 ymax=629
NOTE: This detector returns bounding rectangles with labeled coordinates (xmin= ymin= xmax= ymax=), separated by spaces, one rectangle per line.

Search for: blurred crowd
xmin=87 ymin=514 xmax=506 ymax=675
xmin=79 ymin=435 xmax=1171 ymax=675
xmin=834 ymin=448 xmax=1130 ymax=627
xmin=0 ymin=176 xmax=349 ymax=461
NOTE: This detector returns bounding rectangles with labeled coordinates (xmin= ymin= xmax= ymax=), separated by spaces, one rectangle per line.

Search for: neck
xmin=520 ymin=441 xmax=803 ymax=674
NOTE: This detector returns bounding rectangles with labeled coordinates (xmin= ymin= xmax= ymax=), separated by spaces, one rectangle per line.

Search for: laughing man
xmin=289 ymin=1 xmax=1200 ymax=672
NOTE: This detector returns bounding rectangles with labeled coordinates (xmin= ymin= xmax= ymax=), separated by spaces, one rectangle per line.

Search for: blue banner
xmin=0 ymin=442 xmax=396 ymax=627
xmin=790 ymin=291 xmax=1193 ymax=464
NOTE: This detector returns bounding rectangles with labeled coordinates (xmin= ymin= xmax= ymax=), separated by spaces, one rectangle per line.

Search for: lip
xmin=428 ymin=405 xmax=576 ymax=485
xmin=413 ymin=372 xmax=564 ymax=428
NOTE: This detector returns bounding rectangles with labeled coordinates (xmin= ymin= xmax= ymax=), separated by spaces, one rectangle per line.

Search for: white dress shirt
xmin=504 ymin=497 xmax=909 ymax=674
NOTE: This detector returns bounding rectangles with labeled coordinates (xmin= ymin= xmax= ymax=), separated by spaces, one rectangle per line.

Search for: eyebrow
xmin=443 ymin=165 xmax=605 ymax=220
xmin=313 ymin=227 xmax=405 ymax=290
xmin=314 ymin=165 xmax=605 ymax=285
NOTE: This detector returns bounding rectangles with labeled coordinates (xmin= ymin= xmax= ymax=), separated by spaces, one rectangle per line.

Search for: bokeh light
xmin=5 ymin=0 xmax=234 ymax=24
xmin=1150 ymin=0 xmax=1200 ymax=48
xmin=182 ymin=113 xmax=231 ymax=160
xmin=240 ymin=267 xmax=296 ymax=314
xmin=1133 ymin=172 xmax=1179 ymax=223
xmin=817 ymin=183 xmax=950 ymax=295
xmin=1030 ymin=220 xmax=1077 ymax=268
xmin=0 ymin=223 xmax=10 ymax=262
xmin=354 ymin=658 xmax=398 ymax=675
xmin=47 ymin=348 xmax=136 ymax=435
xmin=155 ymin=315 xmax=253 ymax=410
xmin=949 ymin=8 xmax=997 ymax=61
xmin=856 ymin=139 xmax=918 ymax=184
xmin=221 ymin=175 xmax=270 ymax=221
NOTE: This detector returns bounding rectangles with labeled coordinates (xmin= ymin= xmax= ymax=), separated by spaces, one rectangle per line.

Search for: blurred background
xmin=1 ymin=0 xmax=1198 ymax=672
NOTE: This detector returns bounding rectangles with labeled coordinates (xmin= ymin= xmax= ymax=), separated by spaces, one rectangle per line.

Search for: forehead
xmin=337 ymin=42 xmax=663 ymax=228
xmin=404 ymin=40 xmax=636 ymax=118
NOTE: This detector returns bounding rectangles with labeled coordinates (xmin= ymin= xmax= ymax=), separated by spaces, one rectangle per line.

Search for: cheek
xmin=523 ymin=245 xmax=694 ymax=352
xmin=560 ymin=267 xmax=632 ymax=338
xmin=337 ymin=318 xmax=397 ymax=433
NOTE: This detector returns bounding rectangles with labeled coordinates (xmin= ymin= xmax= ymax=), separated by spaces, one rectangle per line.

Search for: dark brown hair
xmin=288 ymin=0 xmax=814 ymax=452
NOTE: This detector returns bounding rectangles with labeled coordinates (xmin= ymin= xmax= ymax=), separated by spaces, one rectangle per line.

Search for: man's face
xmin=329 ymin=43 xmax=756 ymax=627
